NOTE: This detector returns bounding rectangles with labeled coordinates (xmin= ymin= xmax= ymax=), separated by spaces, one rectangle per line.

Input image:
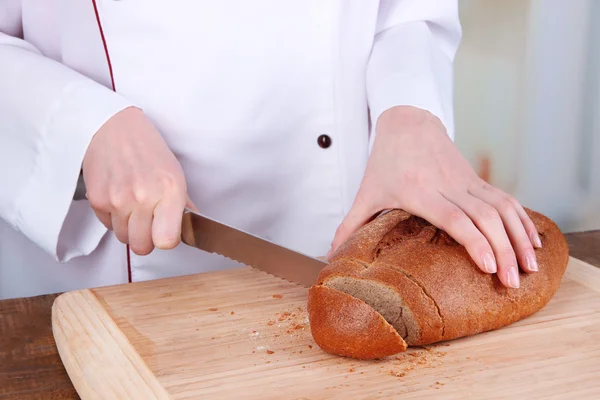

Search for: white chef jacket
xmin=0 ymin=1 xmax=461 ymax=300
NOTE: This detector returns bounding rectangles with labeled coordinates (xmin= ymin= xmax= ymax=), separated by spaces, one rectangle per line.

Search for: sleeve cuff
xmin=366 ymin=21 xmax=457 ymax=143
xmin=368 ymin=72 xmax=446 ymax=135
xmin=15 ymin=79 xmax=134 ymax=262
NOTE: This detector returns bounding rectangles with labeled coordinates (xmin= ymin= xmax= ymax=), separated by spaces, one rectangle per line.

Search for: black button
xmin=317 ymin=134 xmax=332 ymax=149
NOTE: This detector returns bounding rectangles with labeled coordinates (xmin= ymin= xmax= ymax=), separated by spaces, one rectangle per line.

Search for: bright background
xmin=454 ymin=0 xmax=600 ymax=232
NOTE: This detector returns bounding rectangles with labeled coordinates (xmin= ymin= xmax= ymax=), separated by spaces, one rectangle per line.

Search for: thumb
xmin=328 ymin=197 xmax=374 ymax=259
xmin=186 ymin=194 xmax=200 ymax=213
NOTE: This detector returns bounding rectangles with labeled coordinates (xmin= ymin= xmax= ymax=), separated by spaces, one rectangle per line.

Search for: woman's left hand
xmin=328 ymin=106 xmax=542 ymax=289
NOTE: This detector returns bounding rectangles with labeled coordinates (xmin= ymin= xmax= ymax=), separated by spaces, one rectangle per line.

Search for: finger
xmin=329 ymin=194 xmax=376 ymax=258
xmin=512 ymin=200 xmax=542 ymax=248
xmin=475 ymin=183 xmax=542 ymax=248
xmin=470 ymin=186 xmax=539 ymax=274
xmin=93 ymin=210 xmax=113 ymax=230
xmin=128 ymin=206 xmax=155 ymax=256
xmin=87 ymin=192 xmax=114 ymax=230
xmin=444 ymin=192 xmax=521 ymax=288
xmin=408 ymin=192 xmax=506 ymax=282
xmin=152 ymin=195 xmax=186 ymax=249
xmin=111 ymin=211 xmax=131 ymax=244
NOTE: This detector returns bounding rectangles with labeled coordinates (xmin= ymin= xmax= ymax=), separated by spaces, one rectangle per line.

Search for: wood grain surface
xmin=53 ymin=257 xmax=600 ymax=399
xmin=52 ymin=290 xmax=171 ymax=400
xmin=0 ymin=294 xmax=78 ymax=400
xmin=1 ymin=231 xmax=599 ymax=399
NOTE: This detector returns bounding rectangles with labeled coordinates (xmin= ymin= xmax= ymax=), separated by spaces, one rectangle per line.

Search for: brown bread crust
xmin=307 ymin=285 xmax=407 ymax=359
xmin=308 ymin=208 xmax=569 ymax=358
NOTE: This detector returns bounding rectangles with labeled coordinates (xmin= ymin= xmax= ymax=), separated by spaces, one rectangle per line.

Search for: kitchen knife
xmin=180 ymin=209 xmax=328 ymax=287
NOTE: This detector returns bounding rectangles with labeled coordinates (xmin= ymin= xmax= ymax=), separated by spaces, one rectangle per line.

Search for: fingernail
xmin=527 ymin=252 xmax=538 ymax=272
xmin=532 ymin=233 xmax=542 ymax=248
xmin=507 ymin=267 xmax=520 ymax=288
xmin=483 ymin=253 xmax=497 ymax=273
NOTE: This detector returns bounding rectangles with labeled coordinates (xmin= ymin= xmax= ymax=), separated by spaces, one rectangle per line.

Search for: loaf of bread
xmin=307 ymin=208 xmax=569 ymax=360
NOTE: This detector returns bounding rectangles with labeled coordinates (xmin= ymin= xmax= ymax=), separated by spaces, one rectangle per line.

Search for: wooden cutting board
xmin=52 ymin=257 xmax=600 ymax=399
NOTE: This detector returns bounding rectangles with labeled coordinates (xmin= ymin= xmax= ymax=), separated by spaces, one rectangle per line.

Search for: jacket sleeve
xmin=0 ymin=4 xmax=134 ymax=262
xmin=367 ymin=0 xmax=462 ymax=142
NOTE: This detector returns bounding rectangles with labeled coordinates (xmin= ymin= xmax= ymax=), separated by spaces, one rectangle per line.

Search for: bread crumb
xmin=390 ymin=370 xmax=406 ymax=378
xmin=308 ymin=345 xmax=313 ymax=349
xmin=266 ymin=350 xmax=275 ymax=355
xmin=293 ymin=324 xmax=305 ymax=330
xmin=211 ymin=337 xmax=215 ymax=340
xmin=209 ymin=308 xmax=218 ymax=311
xmin=278 ymin=312 xmax=291 ymax=321
xmin=230 ymin=311 xmax=235 ymax=315
xmin=348 ymin=368 xmax=355 ymax=372
xmin=360 ymin=372 xmax=364 ymax=375
xmin=267 ymin=321 xmax=275 ymax=326
xmin=272 ymin=294 xmax=283 ymax=299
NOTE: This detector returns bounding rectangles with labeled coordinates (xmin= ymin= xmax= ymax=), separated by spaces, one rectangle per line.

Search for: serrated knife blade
xmin=180 ymin=209 xmax=328 ymax=287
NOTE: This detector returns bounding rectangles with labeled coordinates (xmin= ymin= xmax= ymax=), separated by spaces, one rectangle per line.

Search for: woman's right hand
xmin=82 ymin=107 xmax=196 ymax=255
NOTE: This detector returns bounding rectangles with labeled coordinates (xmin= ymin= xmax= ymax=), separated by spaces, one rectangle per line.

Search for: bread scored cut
xmin=307 ymin=208 xmax=569 ymax=360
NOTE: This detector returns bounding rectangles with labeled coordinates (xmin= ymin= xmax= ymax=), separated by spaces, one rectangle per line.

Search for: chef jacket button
xmin=317 ymin=134 xmax=332 ymax=149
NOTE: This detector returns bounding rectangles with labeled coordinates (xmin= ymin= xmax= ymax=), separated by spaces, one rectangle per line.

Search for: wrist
xmin=376 ymin=106 xmax=444 ymax=136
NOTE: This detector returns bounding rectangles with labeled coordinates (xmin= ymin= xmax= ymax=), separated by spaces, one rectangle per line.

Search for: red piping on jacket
xmin=92 ymin=0 xmax=133 ymax=284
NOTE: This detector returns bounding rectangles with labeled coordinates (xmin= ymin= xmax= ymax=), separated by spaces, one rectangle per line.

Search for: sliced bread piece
xmin=307 ymin=285 xmax=406 ymax=360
